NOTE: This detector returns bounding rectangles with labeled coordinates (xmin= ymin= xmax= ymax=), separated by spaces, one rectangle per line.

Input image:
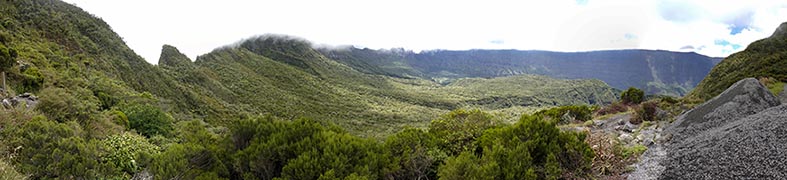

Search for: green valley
xmin=1 ymin=0 xmax=785 ymax=179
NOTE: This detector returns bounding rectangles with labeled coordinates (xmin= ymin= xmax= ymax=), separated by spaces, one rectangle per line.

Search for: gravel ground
xmin=630 ymin=78 xmax=786 ymax=179
xmin=779 ymin=84 xmax=787 ymax=104
xmin=666 ymin=78 xmax=780 ymax=143
xmin=627 ymin=145 xmax=666 ymax=180
xmin=661 ymin=104 xmax=787 ymax=179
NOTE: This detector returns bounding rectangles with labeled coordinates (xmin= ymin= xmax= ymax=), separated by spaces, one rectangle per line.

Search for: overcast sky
xmin=63 ymin=0 xmax=787 ymax=64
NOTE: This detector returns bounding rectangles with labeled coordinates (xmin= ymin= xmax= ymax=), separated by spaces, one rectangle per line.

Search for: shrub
xmin=109 ymin=110 xmax=129 ymax=128
xmin=632 ymin=101 xmax=658 ymax=124
xmin=18 ymin=66 xmax=44 ymax=93
xmin=6 ymin=117 xmax=121 ymax=179
xmin=35 ymin=87 xmax=99 ymax=123
xmin=438 ymin=152 xmax=499 ymax=180
xmin=473 ymin=114 xmax=595 ymax=179
xmin=621 ymin=144 xmax=647 ymax=159
xmin=0 ymin=44 xmax=16 ymax=70
xmin=594 ymin=102 xmax=629 ymax=116
xmin=620 ymin=87 xmax=644 ymax=105
xmin=428 ymin=109 xmax=501 ymax=156
xmin=229 ymin=117 xmax=388 ymax=179
xmin=151 ymin=142 xmax=226 ymax=180
xmin=384 ymin=128 xmax=442 ymax=180
xmin=534 ymin=105 xmax=594 ymax=124
xmin=121 ymin=104 xmax=174 ymax=137
xmin=101 ymin=133 xmax=160 ymax=175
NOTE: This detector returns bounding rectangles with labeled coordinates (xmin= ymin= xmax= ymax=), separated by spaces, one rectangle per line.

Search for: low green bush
xmin=621 ymin=87 xmax=644 ymax=105
xmin=534 ymin=105 xmax=594 ymax=124
xmin=121 ymin=104 xmax=174 ymax=137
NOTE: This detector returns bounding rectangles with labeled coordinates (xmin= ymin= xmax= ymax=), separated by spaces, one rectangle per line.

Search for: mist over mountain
xmin=2 ymin=0 xmax=786 ymax=179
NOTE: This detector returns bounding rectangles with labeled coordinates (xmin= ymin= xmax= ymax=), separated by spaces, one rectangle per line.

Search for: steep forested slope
xmin=0 ymin=0 xmax=234 ymax=122
xmin=160 ymin=35 xmax=619 ymax=134
xmin=321 ymin=48 xmax=719 ymax=96
xmin=689 ymin=22 xmax=787 ymax=100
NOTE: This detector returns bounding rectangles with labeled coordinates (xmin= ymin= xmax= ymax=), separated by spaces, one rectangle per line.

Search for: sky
xmin=63 ymin=0 xmax=787 ymax=64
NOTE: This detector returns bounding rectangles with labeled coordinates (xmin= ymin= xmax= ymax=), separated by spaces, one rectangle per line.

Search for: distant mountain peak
xmin=772 ymin=22 xmax=787 ymax=38
xmin=158 ymin=44 xmax=193 ymax=68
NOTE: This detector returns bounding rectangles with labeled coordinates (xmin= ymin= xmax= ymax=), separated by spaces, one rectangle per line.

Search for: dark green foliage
xmin=0 ymin=44 xmax=16 ymax=70
xmin=621 ymin=87 xmax=644 ymax=104
xmin=533 ymin=105 xmax=594 ymax=124
xmin=474 ymin=114 xmax=594 ymax=179
xmin=429 ymin=109 xmax=501 ymax=156
xmin=384 ymin=128 xmax=442 ymax=179
xmin=151 ymin=120 xmax=228 ymax=180
xmin=121 ymin=104 xmax=174 ymax=137
xmin=6 ymin=116 xmax=122 ymax=179
xmin=438 ymin=152 xmax=499 ymax=180
xmin=228 ymin=117 xmax=389 ymax=179
xmin=0 ymin=30 xmax=16 ymax=71
xmin=151 ymin=143 xmax=227 ymax=180
xmin=18 ymin=66 xmax=43 ymax=92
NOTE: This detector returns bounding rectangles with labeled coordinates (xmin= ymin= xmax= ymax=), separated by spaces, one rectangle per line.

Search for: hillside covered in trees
xmin=689 ymin=22 xmax=787 ymax=100
xmin=2 ymin=0 xmax=785 ymax=179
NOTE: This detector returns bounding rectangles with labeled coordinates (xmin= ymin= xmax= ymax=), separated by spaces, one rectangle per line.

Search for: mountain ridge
xmin=689 ymin=22 xmax=787 ymax=100
xmin=319 ymin=46 xmax=720 ymax=96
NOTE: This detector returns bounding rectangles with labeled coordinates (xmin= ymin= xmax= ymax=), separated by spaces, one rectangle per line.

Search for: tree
xmin=384 ymin=128 xmax=442 ymax=180
xmin=429 ymin=109 xmax=501 ymax=156
xmin=121 ymin=104 xmax=174 ymax=137
xmin=438 ymin=152 xmax=499 ymax=180
xmin=620 ymin=87 xmax=644 ymax=104
xmin=0 ymin=42 xmax=16 ymax=71
xmin=474 ymin=114 xmax=594 ymax=179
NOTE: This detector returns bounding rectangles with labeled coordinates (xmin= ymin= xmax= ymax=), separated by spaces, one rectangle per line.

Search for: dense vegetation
xmin=689 ymin=22 xmax=787 ymax=100
xmin=3 ymin=0 xmax=781 ymax=179
xmin=0 ymin=0 xmax=616 ymax=178
xmin=2 ymin=105 xmax=594 ymax=179
xmin=621 ymin=87 xmax=645 ymax=105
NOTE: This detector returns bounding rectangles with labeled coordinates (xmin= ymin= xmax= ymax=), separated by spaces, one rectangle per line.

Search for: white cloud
xmin=63 ymin=0 xmax=787 ymax=63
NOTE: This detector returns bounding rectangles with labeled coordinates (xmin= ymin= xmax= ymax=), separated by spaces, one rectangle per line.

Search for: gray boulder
xmin=655 ymin=78 xmax=787 ymax=179
xmin=1 ymin=93 xmax=38 ymax=109
xmin=666 ymin=78 xmax=780 ymax=142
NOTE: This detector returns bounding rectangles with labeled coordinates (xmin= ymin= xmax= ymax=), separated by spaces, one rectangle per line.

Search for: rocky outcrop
xmin=2 ymin=93 xmax=38 ymax=109
xmin=158 ymin=45 xmax=194 ymax=69
xmin=648 ymin=78 xmax=787 ymax=179
xmin=667 ymin=78 xmax=780 ymax=142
